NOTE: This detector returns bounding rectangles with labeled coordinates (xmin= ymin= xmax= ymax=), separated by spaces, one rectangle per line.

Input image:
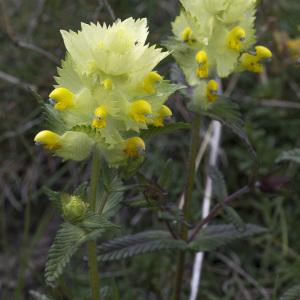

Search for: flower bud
xmin=62 ymin=195 xmax=88 ymax=223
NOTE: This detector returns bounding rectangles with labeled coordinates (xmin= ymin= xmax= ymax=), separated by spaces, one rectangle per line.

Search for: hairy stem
xmin=172 ymin=114 xmax=201 ymax=300
xmin=88 ymin=147 xmax=101 ymax=300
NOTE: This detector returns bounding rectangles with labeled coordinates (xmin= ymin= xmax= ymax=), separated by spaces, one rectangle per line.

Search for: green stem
xmin=88 ymin=147 xmax=101 ymax=300
xmin=172 ymin=114 xmax=201 ymax=300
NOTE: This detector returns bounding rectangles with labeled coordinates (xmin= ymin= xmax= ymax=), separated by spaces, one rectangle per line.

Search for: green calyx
xmin=62 ymin=195 xmax=88 ymax=223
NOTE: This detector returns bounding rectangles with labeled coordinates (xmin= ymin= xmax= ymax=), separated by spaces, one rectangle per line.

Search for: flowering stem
xmin=87 ymin=147 xmax=101 ymax=300
xmin=172 ymin=113 xmax=201 ymax=300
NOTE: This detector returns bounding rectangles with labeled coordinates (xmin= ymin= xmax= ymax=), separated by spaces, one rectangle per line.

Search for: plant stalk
xmin=88 ymin=147 xmax=101 ymax=300
xmin=172 ymin=114 xmax=201 ymax=300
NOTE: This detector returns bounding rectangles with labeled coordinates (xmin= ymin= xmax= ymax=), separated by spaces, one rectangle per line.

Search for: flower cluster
xmin=34 ymin=18 xmax=177 ymax=166
xmin=165 ymin=0 xmax=272 ymax=109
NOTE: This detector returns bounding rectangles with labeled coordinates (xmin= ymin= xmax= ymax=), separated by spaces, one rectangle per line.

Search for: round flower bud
xmin=62 ymin=195 xmax=88 ymax=223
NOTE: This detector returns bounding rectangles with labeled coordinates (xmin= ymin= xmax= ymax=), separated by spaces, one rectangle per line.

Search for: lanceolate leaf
xmin=223 ymin=206 xmax=246 ymax=232
xmin=279 ymin=285 xmax=300 ymax=300
xmin=29 ymin=291 xmax=52 ymax=300
xmin=45 ymin=216 xmax=116 ymax=284
xmin=276 ymin=149 xmax=300 ymax=164
xmin=101 ymin=177 xmax=124 ymax=219
xmin=209 ymin=167 xmax=228 ymax=201
xmin=202 ymin=99 xmax=256 ymax=160
xmin=140 ymin=122 xmax=191 ymax=139
xmin=45 ymin=223 xmax=86 ymax=284
xmin=98 ymin=230 xmax=187 ymax=261
xmin=189 ymin=224 xmax=267 ymax=252
xmin=81 ymin=211 xmax=119 ymax=231
xmin=43 ymin=187 xmax=62 ymax=213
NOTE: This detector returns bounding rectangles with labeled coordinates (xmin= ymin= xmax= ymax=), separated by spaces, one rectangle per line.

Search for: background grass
xmin=0 ymin=0 xmax=300 ymax=299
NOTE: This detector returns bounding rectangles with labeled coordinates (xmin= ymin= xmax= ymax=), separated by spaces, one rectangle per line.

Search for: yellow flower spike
xmin=181 ymin=26 xmax=195 ymax=45
xmin=49 ymin=87 xmax=75 ymax=110
xmin=152 ymin=105 xmax=173 ymax=127
xmin=129 ymin=100 xmax=152 ymax=123
xmin=141 ymin=71 xmax=163 ymax=94
xmin=226 ymin=26 xmax=246 ymax=51
xmin=102 ymin=79 xmax=113 ymax=90
xmin=92 ymin=105 xmax=107 ymax=129
xmin=124 ymin=137 xmax=146 ymax=157
xmin=195 ymin=50 xmax=209 ymax=78
xmin=34 ymin=130 xmax=61 ymax=150
xmin=206 ymin=80 xmax=219 ymax=102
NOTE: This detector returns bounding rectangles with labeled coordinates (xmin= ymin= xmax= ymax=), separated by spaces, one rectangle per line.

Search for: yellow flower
xmin=35 ymin=19 xmax=179 ymax=166
xmin=240 ymin=45 xmax=272 ymax=73
xmin=92 ymin=106 xmax=107 ymax=128
xmin=34 ymin=130 xmax=61 ymax=150
xmin=124 ymin=137 xmax=146 ymax=157
xmin=181 ymin=27 xmax=196 ymax=45
xmin=49 ymin=87 xmax=74 ymax=110
xmin=226 ymin=26 xmax=246 ymax=51
xmin=152 ymin=105 xmax=173 ymax=127
xmin=195 ymin=50 xmax=209 ymax=78
xmin=129 ymin=100 xmax=152 ymax=124
xmin=141 ymin=71 xmax=163 ymax=94
xmin=206 ymin=80 xmax=218 ymax=102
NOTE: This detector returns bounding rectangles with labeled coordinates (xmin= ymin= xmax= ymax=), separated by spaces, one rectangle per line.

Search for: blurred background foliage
xmin=0 ymin=0 xmax=300 ymax=299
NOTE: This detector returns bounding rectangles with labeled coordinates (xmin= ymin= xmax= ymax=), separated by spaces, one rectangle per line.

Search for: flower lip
xmin=34 ymin=130 xmax=61 ymax=150
xmin=48 ymin=98 xmax=56 ymax=106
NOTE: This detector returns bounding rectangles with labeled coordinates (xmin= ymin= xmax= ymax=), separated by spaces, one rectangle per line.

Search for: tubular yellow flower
xmin=255 ymin=45 xmax=272 ymax=59
xmin=195 ymin=50 xmax=209 ymax=78
xmin=124 ymin=137 xmax=146 ymax=157
xmin=129 ymin=100 xmax=152 ymax=123
xmin=226 ymin=26 xmax=246 ymax=51
xmin=34 ymin=130 xmax=60 ymax=150
xmin=240 ymin=45 xmax=272 ymax=73
xmin=181 ymin=27 xmax=195 ymax=45
xmin=206 ymin=80 xmax=219 ymax=102
xmin=92 ymin=106 xmax=107 ymax=129
xmin=152 ymin=105 xmax=173 ymax=127
xmin=49 ymin=87 xmax=74 ymax=110
xmin=102 ymin=79 xmax=113 ymax=90
xmin=141 ymin=71 xmax=163 ymax=94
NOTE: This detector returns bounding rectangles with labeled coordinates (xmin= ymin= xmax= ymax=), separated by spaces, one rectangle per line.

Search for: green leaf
xmin=70 ymin=124 xmax=101 ymax=140
xmin=189 ymin=224 xmax=267 ymax=252
xmin=81 ymin=211 xmax=119 ymax=231
xmin=209 ymin=167 xmax=228 ymax=201
xmin=158 ymin=159 xmax=174 ymax=189
xmin=279 ymin=285 xmax=300 ymax=300
xmin=101 ymin=177 xmax=124 ymax=219
xmin=45 ymin=215 xmax=114 ymax=284
xmin=202 ymin=99 xmax=256 ymax=160
xmin=45 ymin=223 xmax=86 ymax=284
xmin=140 ymin=122 xmax=191 ymax=139
xmin=73 ymin=181 xmax=88 ymax=199
xmin=276 ymin=149 xmax=300 ymax=164
xmin=98 ymin=230 xmax=187 ymax=261
xmin=29 ymin=290 xmax=52 ymax=300
xmin=43 ymin=187 xmax=62 ymax=213
xmin=223 ymin=206 xmax=246 ymax=232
